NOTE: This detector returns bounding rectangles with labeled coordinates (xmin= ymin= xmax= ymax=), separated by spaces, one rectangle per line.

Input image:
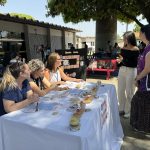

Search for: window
xmin=91 ymin=42 xmax=95 ymax=46
xmin=0 ymin=31 xmax=27 ymax=64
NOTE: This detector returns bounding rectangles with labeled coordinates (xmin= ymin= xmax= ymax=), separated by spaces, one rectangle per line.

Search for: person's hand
xmin=55 ymin=87 xmax=69 ymax=91
xmin=57 ymin=81 xmax=65 ymax=85
xmin=116 ymin=55 xmax=123 ymax=63
xmin=134 ymin=80 xmax=138 ymax=87
xmin=75 ymin=79 xmax=84 ymax=82
xmin=28 ymin=93 xmax=39 ymax=103
xmin=50 ymin=83 xmax=58 ymax=89
xmin=116 ymin=57 xmax=120 ymax=63
xmin=116 ymin=57 xmax=122 ymax=63
xmin=134 ymin=76 xmax=140 ymax=87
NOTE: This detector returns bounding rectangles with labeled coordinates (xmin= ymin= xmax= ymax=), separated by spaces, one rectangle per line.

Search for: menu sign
xmin=55 ymin=48 xmax=87 ymax=80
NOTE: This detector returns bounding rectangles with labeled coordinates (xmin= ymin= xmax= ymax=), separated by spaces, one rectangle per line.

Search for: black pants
xmin=130 ymin=91 xmax=150 ymax=133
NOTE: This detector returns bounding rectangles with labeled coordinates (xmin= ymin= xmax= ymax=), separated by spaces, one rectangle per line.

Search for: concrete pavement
xmin=86 ymin=77 xmax=150 ymax=150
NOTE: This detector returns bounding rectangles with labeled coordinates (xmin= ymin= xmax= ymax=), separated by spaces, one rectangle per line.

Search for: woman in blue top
xmin=0 ymin=62 xmax=39 ymax=113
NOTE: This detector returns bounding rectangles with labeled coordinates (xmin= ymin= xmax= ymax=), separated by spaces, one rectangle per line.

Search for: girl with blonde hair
xmin=0 ymin=62 xmax=38 ymax=113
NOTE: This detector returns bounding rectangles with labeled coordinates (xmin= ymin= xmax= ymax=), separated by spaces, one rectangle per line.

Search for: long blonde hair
xmin=0 ymin=62 xmax=25 ymax=91
xmin=47 ymin=52 xmax=58 ymax=71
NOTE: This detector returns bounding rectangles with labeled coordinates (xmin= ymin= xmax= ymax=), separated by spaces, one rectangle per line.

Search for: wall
xmin=76 ymin=36 xmax=83 ymax=48
xmin=65 ymin=31 xmax=74 ymax=49
xmin=50 ymin=29 xmax=62 ymax=51
xmin=0 ymin=19 xmax=77 ymax=61
xmin=85 ymin=37 xmax=95 ymax=53
xmin=28 ymin=25 xmax=47 ymax=59
xmin=0 ymin=20 xmax=23 ymax=33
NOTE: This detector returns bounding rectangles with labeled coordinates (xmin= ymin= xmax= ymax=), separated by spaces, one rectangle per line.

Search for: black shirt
xmin=30 ymin=75 xmax=45 ymax=90
xmin=120 ymin=49 xmax=139 ymax=68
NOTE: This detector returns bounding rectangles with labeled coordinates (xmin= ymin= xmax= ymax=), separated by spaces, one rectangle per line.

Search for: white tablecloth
xmin=0 ymin=83 xmax=124 ymax=150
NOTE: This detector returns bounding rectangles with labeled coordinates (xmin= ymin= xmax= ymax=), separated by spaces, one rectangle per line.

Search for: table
xmin=87 ymin=59 xmax=117 ymax=80
xmin=0 ymin=82 xmax=123 ymax=150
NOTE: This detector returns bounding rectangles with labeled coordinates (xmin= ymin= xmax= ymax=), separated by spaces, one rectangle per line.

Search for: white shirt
xmin=50 ymin=69 xmax=61 ymax=82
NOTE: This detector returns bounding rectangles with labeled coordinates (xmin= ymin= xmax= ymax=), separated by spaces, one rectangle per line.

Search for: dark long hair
xmin=123 ymin=31 xmax=137 ymax=46
xmin=140 ymin=24 xmax=150 ymax=41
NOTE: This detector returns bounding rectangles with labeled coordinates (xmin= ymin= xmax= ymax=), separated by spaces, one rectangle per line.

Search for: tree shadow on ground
xmin=86 ymin=71 xmax=110 ymax=80
xmin=120 ymin=117 xmax=150 ymax=150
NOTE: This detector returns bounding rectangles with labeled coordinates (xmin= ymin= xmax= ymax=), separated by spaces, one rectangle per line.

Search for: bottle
xmin=80 ymin=101 xmax=86 ymax=110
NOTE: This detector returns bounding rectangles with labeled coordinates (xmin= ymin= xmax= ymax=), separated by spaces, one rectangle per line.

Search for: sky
xmin=0 ymin=0 xmax=147 ymax=37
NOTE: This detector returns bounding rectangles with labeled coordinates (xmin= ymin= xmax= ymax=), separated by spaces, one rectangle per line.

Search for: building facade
xmin=76 ymin=35 xmax=95 ymax=54
xmin=0 ymin=14 xmax=79 ymax=62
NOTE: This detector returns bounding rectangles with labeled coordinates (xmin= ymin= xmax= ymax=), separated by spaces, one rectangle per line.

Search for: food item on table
xmin=85 ymin=108 xmax=91 ymax=112
xmin=69 ymin=105 xmax=86 ymax=131
xmin=80 ymin=101 xmax=86 ymax=110
xmin=76 ymin=84 xmax=81 ymax=89
xmin=73 ymin=108 xmax=84 ymax=118
xmin=92 ymin=86 xmax=97 ymax=93
xmin=59 ymin=87 xmax=69 ymax=91
xmin=67 ymin=104 xmax=79 ymax=112
xmin=81 ymin=91 xmax=91 ymax=97
xmin=70 ymin=116 xmax=79 ymax=126
xmin=97 ymin=80 xmax=101 ymax=85
xmin=83 ymin=95 xmax=93 ymax=104
xmin=52 ymin=111 xmax=59 ymax=115
xmin=69 ymin=98 xmax=80 ymax=105
xmin=91 ymin=83 xmax=100 ymax=97
xmin=70 ymin=116 xmax=80 ymax=131
xmin=64 ymin=87 xmax=69 ymax=90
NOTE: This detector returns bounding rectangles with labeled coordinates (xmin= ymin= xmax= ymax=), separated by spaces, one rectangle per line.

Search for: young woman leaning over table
xmin=44 ymin=52 xmax=83 ymax=85
xmin=0 ymin=62 xmax=39 ymax=113
xmin=28 ymin=59 xmax=65 ymax=97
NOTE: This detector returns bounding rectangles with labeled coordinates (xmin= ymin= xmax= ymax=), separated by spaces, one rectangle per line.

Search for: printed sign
xmin=55 ymin=48 xmax=87 ymax=80
xmin=101 ymin=99 xmax=108 ymax=128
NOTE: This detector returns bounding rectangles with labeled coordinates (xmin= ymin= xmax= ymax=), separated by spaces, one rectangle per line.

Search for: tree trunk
xmin=95 ymin=16 xmax=117 ymax=52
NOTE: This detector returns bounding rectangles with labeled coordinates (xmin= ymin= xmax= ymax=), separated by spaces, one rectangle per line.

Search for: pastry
xmin=83 ymin=95 xmax=93 ymax=104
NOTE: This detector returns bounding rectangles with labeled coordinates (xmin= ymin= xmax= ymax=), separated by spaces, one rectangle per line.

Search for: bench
xmin=86 ymin=59 xmax=117 ymax=80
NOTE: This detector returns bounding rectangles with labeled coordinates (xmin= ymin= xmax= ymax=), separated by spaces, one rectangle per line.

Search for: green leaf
xmin=9 ymin=13 xmax=35 ymax=20
xmin=46 ymin=0 xmax=150 ymax=25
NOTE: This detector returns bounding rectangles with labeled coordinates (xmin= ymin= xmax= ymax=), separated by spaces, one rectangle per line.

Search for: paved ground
xmin=86 ymin=76 xmax=150 ymax=150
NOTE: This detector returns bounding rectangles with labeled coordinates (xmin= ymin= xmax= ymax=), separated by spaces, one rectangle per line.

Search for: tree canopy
xmin=9 ymin=13 xmax=35 ymax=20
xmin=46 ymin=0 xmax=150 ymax=27
xmin=133 ymin=24 xmax=140 ymax=32
xmin=0 ymin=0 xmax=6 ymax=5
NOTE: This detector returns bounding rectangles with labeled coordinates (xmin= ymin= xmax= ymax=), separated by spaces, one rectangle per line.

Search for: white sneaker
xmin=123 ymin=113 xmax=130 ymax=119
